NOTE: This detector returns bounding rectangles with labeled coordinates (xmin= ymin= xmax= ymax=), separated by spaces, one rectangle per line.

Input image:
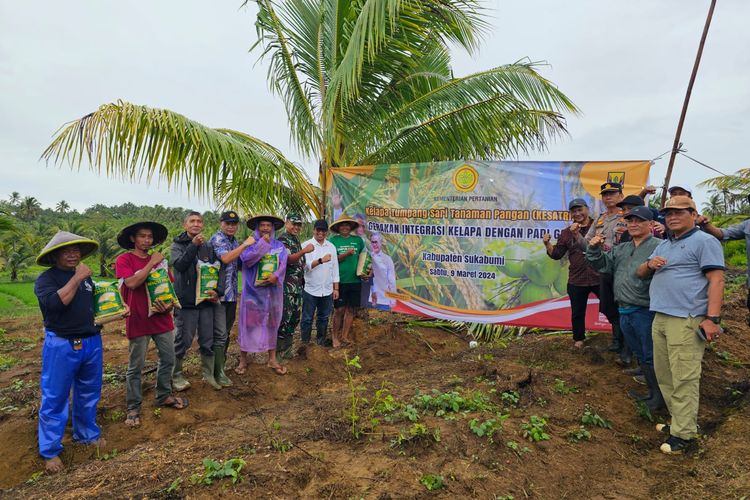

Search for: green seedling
xmin=500 ymin=390 xmax=520 ymax=407
xmin=520 ymin=415 xmax=550 ymax=442
xmin=581 ymin=405 xmax=612 ymax=429
xmin=552 ymin=378 xmax=579 ymax=395
xmin=190 ymin=458 xmax=246 ymax=485
xmin=505 ymin=440 xmax=530 ymax=455
xmin=566 ymin=426 xmax=591 ymax=443
xmin=419 ymin=474 xmax=445 ymax=491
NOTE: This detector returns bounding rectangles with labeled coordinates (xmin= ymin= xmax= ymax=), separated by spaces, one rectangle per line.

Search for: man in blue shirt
xmin=209 ymin=210 xmax=256 ymax=381
xmin=34 ymin=231 xmax=125 ymax=473
xmin=637 ymin=196 xmax=725 ymax=454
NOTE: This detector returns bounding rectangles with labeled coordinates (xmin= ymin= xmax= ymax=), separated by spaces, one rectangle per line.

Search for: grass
xmin=0 ymin=282 xmax=38 ymax=318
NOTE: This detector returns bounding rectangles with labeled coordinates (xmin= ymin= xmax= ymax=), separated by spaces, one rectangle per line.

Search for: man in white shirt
xmin=370 ymin=232 xmax=397 ymax=309
xmin=301 ymin=219 xmax=340 ymax=345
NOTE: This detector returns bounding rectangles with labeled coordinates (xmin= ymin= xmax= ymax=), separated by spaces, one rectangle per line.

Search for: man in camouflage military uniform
xmin=277 ymin=213 xmax=314 ymax=358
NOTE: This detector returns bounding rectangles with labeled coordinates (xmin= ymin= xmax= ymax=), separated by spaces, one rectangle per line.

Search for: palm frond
xmin=41 ymin=101 xmax=318 ymax=217
xmin=254 ymin=0 xmax=322 ymax=158
xmin=349 ymin=62 xmax=578 ymax=164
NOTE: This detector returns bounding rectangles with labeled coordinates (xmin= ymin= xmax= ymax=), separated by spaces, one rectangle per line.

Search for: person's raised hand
xmin=542 ymin=233 xmax=551 ymax=244
xmin=75 ymin=263 xmax=92 ymax=280
xmin=322 ymin=253 xmax=332 ymax=263
xmin=149 ymin=252 xmax=164 ymax=266
xmin=243 ymin=235 xmax=256 ymax=247
xmin=589 ymin=234 xmax=605 ymax=248
xmin=192 ymin=234 xmax=205 ymax=246
xmin=262 ymin=233 xmax=271 ymax=243
xmin=569 ymin=222 xmax=581 ymax=235
xmin=653 ymin=222 xmax=665 ymax=236
xmin=345 ymin=248 xmax=355 ymax=257
xmin=303 ymin=243 xmax=315 ymax=254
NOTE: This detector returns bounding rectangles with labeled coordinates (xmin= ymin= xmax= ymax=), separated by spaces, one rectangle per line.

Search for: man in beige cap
xmin=637 ymin=196 xmax=725 ymax=454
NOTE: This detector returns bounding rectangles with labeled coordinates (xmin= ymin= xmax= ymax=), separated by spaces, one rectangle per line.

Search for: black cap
xmin=616 ymin=195 xmax=645 ymax=208
xmin=600 ymin=182 xmax=623 ymax=194
xmin=568 ymin=198 xmax=588 ymax=210
xmin=623 ymin=206 xmax=653 ymax=221
xmin=220 ymin=211 xmax=240 ymax=223
xmin=313 ymin=219 xmax=329 ymax=231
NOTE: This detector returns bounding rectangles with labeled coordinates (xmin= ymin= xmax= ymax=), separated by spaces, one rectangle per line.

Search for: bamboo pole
xmin=660 ymin=0 xmax=717 ymax=207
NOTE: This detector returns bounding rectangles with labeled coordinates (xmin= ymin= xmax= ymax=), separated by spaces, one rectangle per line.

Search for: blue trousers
xmin=619 ymin=308 xmax=655 ymax=366
xmin=300 ymin=291 xmax=333 ymax=345
xmin=39 ymin=331 xmax=103 ymax=459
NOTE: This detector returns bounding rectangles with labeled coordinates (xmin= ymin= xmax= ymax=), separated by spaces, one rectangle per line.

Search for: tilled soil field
xmin=0 ymin=294 xmax=748 ymax=499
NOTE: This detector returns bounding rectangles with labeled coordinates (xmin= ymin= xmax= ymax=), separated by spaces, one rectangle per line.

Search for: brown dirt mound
xmin=1 ymin=298 xmax=749 ymax=498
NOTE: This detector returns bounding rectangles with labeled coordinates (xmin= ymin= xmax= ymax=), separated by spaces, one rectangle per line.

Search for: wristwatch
xmin=318 ymin=258 xmax=323 ymax=265
xmin=706 ymin=316 xmax=721 ymax=324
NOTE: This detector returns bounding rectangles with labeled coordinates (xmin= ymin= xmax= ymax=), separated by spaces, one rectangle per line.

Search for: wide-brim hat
xmin=117 ymin=221 xmax=169 ymax=249
xmin=247 ymin=214 xmax=284 ymax=230
xmin=36 ymin=231 xmax=99 ymax=267
xmin=330 ymin=213 xmax=360 ymax=233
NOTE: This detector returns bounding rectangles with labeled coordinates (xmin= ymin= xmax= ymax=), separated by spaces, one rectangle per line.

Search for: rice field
xmin=0 ymin=282 xmax=38 ymax=318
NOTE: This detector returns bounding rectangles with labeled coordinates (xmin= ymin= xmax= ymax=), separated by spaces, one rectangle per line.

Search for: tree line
xmin=0 ymin=192 xmax=254 ymax=281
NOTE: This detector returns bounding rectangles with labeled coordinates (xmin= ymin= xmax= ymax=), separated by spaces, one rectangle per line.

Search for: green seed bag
xmin=93 ymin=280 xmax=126 ymax=324
xmin=255 ymin=253 xmax=279 ymax=286
xmin=196 ymin=260 xmax=221 ymax=304
xmin=356 ymin=251 xmax=372 ymax=277
xmin=146 ymin=260 xmax=181 ymax=316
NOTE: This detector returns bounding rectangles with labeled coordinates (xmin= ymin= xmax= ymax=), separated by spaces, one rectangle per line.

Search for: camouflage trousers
xmin=277 ymin=282 xmax=302 ymax=356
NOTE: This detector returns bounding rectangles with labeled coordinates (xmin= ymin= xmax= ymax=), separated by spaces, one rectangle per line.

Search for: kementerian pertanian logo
xmin=452 ymin=164 xmax=479 ymax=192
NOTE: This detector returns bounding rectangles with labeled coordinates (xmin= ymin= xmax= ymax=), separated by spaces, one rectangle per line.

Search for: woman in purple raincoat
xmin=236 ymin=215 xmax=289 ymax=375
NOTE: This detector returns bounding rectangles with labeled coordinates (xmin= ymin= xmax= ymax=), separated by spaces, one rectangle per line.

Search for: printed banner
xmin=327 ymin=161 xmax=651 ymax=331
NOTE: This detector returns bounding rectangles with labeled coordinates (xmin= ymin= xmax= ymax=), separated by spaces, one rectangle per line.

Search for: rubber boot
xmin=172 ymin=357 xmax=191 ymax=392
xmin=201 ymin=354 xmax=222 ymax=390
xmin=214 ymin=348 xmax=233 ymax=387
xmin=617 ymin=343 xmax=633 ymax=366
xmin=642 ymin=364 xmax=667 ymax=414
xmin=607 ymin=324 xmax=623 ymax=352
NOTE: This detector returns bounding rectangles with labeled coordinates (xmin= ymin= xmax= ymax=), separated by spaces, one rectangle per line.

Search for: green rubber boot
xmin=201 ymin=354 xmax=222 ymax=390
xmin=214 ymin=348 xmax=233 ymax=387
xmin=172 ymin=357 xmax=191 ymax=392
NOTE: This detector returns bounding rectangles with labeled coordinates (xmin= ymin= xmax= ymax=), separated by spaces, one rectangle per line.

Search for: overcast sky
xmin=1 ymin=0 xmax=748 ymax=213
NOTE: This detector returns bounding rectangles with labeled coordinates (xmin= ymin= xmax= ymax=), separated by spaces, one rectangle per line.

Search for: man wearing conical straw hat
xmin=236 ymin=214 xmax=289 ymax=375
xmin=329 ymin=214 xmax=366 ymax=347
xmin=34 ymin=231 xmax=121 ymax=473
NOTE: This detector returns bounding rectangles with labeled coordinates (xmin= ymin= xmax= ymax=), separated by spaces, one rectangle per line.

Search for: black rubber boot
xmin=608 ymin=324 xmax=623 ymax=352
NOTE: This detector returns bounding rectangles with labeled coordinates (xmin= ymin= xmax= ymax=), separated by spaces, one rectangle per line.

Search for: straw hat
xmin=36 ymin=231 xmax=99 ymax=267
xmin=246 ymin=214 xmax=284 ymax=230
xmin=117 ymin=221 xmax=169 ymax=249
xmin=330 ymin=213 xmax=359 ymax=233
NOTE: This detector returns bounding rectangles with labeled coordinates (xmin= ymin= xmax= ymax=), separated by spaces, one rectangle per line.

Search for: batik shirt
xmin=210 ymin=230 xmax=240 ymax=302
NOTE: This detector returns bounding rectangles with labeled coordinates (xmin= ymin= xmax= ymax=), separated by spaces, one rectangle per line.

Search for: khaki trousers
xmin=652 ymin=313 xmax=705 ymax=439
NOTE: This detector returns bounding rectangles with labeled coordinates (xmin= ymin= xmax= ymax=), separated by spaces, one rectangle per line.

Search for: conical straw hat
xmin=36 ymin=231 xmax=99 ymax=267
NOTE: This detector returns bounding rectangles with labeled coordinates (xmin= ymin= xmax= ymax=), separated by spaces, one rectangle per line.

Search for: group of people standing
xmin=543 ymin=181 xmax=729 ymax=455
xmin=32 ymin=210 xmax=372 ymax=472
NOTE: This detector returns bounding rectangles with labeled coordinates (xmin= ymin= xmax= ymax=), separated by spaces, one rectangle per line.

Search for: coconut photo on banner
xmin=327 ymin=160 xmax=651 ymax=330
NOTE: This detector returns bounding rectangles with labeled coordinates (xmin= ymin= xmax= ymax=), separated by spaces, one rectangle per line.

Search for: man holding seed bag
xmin=34 ymin=231 xmax=125 ymax=472
xmin=115 ymin=222 xmax=187 ymax=429
xmin=171 ymin=211 xmax=226 ymax=391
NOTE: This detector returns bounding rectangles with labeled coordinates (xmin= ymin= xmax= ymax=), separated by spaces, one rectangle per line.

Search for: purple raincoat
xmin=238 ymin=230 xmax=288 ymax=353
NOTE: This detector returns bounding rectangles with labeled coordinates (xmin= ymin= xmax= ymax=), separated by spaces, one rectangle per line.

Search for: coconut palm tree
xmin=8 ymin=192 xmax=21 ymax=207
xmin=17 ymin=196 xmax=42 ymax=221
xmin=43 ymin=0 xmax=577 ymax=216
xmin=56 ymin=200 xmax=70 ymax=214
xmin=87 ymin=221 xmax=120 ymax=277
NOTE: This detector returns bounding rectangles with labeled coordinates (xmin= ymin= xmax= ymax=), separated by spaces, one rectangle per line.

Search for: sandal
xmin=158 ymin=396 xmax=189 ymax=409
xmin=125 ymin=411 xmax=140 ymax=428
xmin=267 ymin=364 xmax=288 ymax=375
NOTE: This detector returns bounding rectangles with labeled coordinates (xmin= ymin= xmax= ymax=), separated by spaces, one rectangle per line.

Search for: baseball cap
xmin=313 ymin=219 xmax=329 ymax=231
xmin=600 ymin=182 xmax=623 ymax=194
xmin=219 ymin=211 xmax=240 ymax=223
xmin=286 ymin=212 xmax=303 ymax=223
xmin=623 ymin=206 xmax=653 ymax=221
xmin=659 ymin=195 xmax=697 ymax=213
xmin=616 ymin=195 xmax=645 ymax=208
xmin=667 ymin=184 xmax=693 ymax=196
xmin=568 ymin=198 xmax=588 ymax=210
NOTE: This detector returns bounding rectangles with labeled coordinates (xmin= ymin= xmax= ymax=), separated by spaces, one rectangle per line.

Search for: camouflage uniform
xmin=277 ymin=230 xmax=304 ymax=357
